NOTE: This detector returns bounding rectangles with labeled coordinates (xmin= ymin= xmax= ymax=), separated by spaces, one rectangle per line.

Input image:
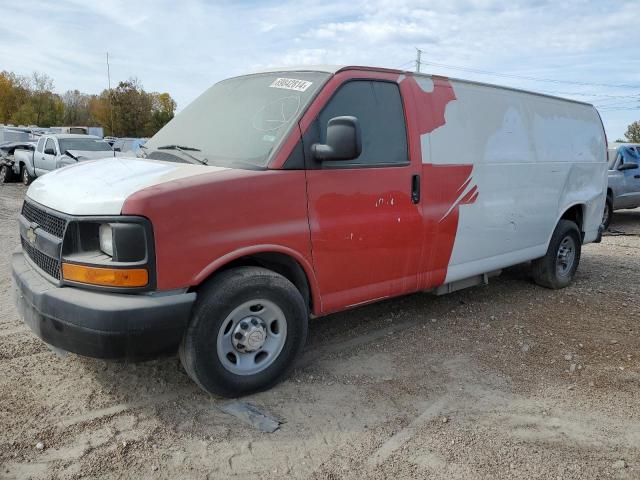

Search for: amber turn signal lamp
xmin=62 ymin=263 xmax=148 ymax=288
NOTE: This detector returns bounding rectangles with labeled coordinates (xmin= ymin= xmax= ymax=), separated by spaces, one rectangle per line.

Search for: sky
xmin=1 ymin=0 xmax=638 ymax=140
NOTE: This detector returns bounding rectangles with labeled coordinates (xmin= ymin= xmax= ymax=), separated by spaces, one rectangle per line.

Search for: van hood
xmin=26 ymin=157 xmax=228 ymax=215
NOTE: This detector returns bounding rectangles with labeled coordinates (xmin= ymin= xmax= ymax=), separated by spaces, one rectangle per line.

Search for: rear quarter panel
xmin=14 ymin=149 xmax=35 ymax=175
xmin=413 ymin=77 xmax=606 ymax=282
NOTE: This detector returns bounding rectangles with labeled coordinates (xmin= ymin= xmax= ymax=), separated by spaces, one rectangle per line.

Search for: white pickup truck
xmin=13 ymin=134 xmax=114 ymax=185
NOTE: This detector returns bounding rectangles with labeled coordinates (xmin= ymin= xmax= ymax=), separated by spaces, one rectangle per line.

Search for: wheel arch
xmin=606 ymin=187 xmax=614 ymax=208
xmin=191 ymin=245 xmax=321 ymax=315
xmin=18 ymin=160 xmax=34 ymax=176
xmin=558 ymin=203 xmax=585 ymax=239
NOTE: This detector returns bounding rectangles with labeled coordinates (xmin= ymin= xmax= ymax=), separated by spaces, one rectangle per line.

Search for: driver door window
xmin=45 ymin=138 xmax=57 ymax=155
xmin=310 ymin=80 xmax=408 ymax=169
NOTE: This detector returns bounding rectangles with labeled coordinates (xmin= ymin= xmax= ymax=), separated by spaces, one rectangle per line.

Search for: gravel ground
xmin=1 ymin=182 xmax=639 ymax=479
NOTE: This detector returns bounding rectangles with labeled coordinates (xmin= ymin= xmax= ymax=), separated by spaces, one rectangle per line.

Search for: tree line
xmin=0 ymin=70 xmax=176 ymax=137
xmin=624 ymin=121 xmax=640 ymax=143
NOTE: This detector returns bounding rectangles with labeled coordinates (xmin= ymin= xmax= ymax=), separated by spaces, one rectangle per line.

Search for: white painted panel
xmin=419 ymin=80 xmax=606 ymax=281
xmin=26 ymin=157 xmax=227 ymax=215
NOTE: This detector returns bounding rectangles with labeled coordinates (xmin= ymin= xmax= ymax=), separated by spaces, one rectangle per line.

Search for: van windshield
xmin=144 ymin=71 xmax=329 ymax=169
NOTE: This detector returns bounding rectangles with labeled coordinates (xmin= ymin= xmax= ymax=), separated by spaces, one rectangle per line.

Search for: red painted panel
xmin=400 ymin=74 xmax=478 ymax=289
xmin=302 ymin=70 xmax=424 ymax=313
xmin=122 ymin=169 xmax=321 ymax=310
xmin=420 ymin=164 xmax=476 ymax=287
xmin=306 ymin=167 xmax=422 ymax=313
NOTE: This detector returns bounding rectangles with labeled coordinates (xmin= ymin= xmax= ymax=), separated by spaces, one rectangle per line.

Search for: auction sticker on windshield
xmin=269 ymin=78 xmax=312 ymax=92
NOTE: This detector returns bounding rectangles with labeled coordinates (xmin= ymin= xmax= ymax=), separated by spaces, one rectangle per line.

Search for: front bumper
xmin=12 ymin=252 xmax=196 ymax=360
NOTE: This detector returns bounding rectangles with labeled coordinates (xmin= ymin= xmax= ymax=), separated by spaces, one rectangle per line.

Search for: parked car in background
xmin=112 ymin=137 xmax=147 ymax=157
xmin=0 ymin=141 xmax=37 ymax=183
xmin=12 ymin=66 xmax=607 ymax=397
xmin=13 ymin=134 xmax=113 ymax=185
xmin=48 ymin=126 xmax=89 ymax=135
xmin=603 ymin=143 xmax=640 ymax=229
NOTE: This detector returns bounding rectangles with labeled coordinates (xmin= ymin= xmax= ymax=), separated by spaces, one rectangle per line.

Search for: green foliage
xmin=625 ymin=121 xmax=640 ymax=143
xmin=0 ymin=70 xmax=176 ymax=137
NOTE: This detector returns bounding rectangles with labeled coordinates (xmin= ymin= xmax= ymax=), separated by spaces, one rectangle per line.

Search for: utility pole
xmin=106 ymin=52 xmax=115 ymax=136
xmin=415 ymin=48 xmax=423 ymax=73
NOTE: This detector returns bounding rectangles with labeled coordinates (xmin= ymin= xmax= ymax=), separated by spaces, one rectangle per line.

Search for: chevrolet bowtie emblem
xmin=26 ymin=227 xmax=36 ymax=245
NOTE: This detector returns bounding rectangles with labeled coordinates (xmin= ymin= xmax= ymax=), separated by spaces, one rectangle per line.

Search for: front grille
xmin=21 ymin=201 xmax=67 ymax=238
xmin=21 ymin=237 xmax=61 ymax=280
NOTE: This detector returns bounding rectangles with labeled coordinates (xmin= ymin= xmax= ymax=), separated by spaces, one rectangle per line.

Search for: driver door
xmin=304 ymin=79 xmax=423 ymax=313
xmin=32 ymin=138 xmax=46 ymax=176
xmin=38 ymin=138 xmax=58 ymax=173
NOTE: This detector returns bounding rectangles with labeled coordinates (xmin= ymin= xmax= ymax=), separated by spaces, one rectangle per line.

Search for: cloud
xmin=0 ymin=0 xmax=638 ymax=138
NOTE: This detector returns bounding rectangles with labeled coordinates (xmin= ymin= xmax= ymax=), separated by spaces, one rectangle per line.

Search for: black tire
xmin=21 ymin=165 xmax=33 ymax=186
xmin=0 ymin=165 xmax=13 ymax=184
xmin=179 ymin=266 xmax=308 ymax=397
xmin=531 ymin=219 xmax=581 ymax=289
xmin=602 ymin=195 xmax=613 ymax=230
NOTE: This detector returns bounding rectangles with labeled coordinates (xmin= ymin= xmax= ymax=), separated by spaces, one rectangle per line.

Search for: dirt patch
xmin=1 ymin=182 xmax=639 ymax=479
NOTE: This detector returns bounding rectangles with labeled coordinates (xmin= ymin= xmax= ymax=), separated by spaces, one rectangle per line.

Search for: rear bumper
xmin=12 ymin=252 xmax=196 ymax=360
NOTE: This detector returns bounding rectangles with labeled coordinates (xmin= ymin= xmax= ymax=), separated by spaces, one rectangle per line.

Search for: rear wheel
xmin=532 ymin=219 xmax=581 ymax=289
xmin=179 ymin=266 xmax=308 ymax=397
xmin=0 ymin=165 xmax=13 ymax=183
xmin=21 ymin=166 xmax=33 ymax=186
xmin=602 ymin=195 xmax=613 ymax=230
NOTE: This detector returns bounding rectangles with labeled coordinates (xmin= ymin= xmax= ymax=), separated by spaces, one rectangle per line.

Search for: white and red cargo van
xmin=12 ymin=66 xmax=607 ymax=396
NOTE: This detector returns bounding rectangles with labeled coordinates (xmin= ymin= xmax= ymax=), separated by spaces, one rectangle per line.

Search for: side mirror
xmin=44 ymin=147 xmax=55 ymax=155
xmin=311 ymin=116 xmax=361 ymax=161
xmin=619 ymin=162 xmax=639 ymax=171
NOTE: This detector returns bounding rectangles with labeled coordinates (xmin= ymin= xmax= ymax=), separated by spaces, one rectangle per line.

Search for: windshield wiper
xmin=156 ymin=145 xmax=208 ymax=165
xmin=158 ymin=144 xmax=201 ymax=151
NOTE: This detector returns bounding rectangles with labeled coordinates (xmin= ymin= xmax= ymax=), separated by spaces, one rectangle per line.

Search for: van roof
xmin=250 ymin=65 xmax=594 ymax=108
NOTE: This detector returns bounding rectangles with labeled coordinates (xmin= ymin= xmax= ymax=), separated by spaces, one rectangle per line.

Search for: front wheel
xmin=531 ymin=219 xmax=581 ymax=289
xmin=179 ymin=267 xmax=308 ymax=397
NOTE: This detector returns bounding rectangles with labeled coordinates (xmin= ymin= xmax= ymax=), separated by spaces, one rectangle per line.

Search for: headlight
xmin=61 ymin=218 xmax=154 ymax=291
xmin=99 ymin=224 xmax=113 ymax=257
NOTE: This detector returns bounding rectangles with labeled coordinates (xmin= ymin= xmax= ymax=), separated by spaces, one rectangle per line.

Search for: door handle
xmin=634 ymin=174 xmax=640 ymax=179
xmin=411 ymin=174 xmax=420 ymax=204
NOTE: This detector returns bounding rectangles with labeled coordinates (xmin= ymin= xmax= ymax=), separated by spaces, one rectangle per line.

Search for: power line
xmin=395 ymin=59 xmax=416 ymax=69
xmin=540 ymin=90 xmax=640 ymax=99
xmin=417 ymin=59 xmax=640 ymax=89
xmin=599 ymin=106 xmax=640 ymax=111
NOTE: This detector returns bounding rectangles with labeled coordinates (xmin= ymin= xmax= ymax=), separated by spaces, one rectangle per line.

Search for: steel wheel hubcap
xmin=232 ymin=317 xmax=267 ymax=352
xmin=556 ymin=236 xmax=576 ymax=276
xmin=216 ymin=299 xmax=287 ymax=376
